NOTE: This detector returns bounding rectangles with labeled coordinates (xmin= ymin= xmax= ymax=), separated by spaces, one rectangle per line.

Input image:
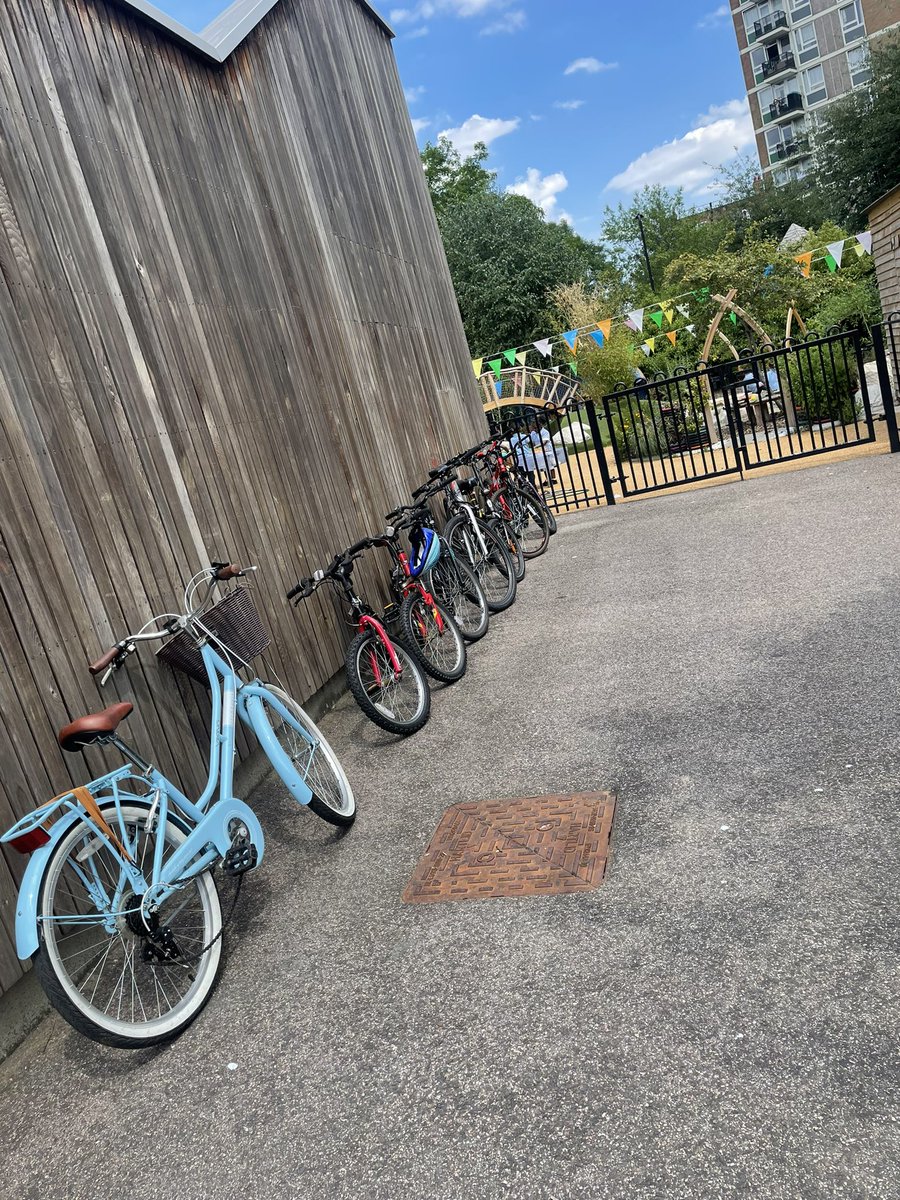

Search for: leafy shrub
xmin=785 ymin=340 xmax=859 ymax=425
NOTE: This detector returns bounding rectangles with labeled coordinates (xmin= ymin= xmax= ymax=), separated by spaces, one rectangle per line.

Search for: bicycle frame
xmin=7 ymin=638 xmax=319 ymax=959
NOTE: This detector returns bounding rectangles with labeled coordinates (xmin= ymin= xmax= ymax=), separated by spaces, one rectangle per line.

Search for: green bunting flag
xmin=648 ymin=311 xmax=664 ymax=330
xmin=489 ymin=359 xmax=503 ymax=380
xmin=569 ymin=361 xmax=578 ymax=376
xmin=502 ymin=348 xmax=517 ymax=366
xmin=825 ymin=254 xmax=838 ymax=273
xmin=728 ymin=311 xmax=738 ymax=325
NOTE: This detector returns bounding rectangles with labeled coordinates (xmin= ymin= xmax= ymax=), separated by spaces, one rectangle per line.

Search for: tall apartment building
xmin=730 ymin=1 xmax=900 ymax=184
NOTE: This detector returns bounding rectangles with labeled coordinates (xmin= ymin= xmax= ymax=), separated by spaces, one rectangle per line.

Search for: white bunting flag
xmin=626 ymin=309 xmax=645 ymax=334
xmin=640 ymin=342 xmax=652 ymax=357
xmin=686 ymin=324 xmax=695 ymax=335
xmin=826 ymin=240 xmax=845 ymax=269
xmin=856 ymin=231 xmax=873 ymax=255
xmin=676 ymin=304 xmax=690 ymax=319
xmin=533 ymin=338 xmax=553 ymax=357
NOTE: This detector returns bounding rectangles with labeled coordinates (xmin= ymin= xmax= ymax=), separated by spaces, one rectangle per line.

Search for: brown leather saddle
xmin=58 ymin=702 xmax=134 ymax=753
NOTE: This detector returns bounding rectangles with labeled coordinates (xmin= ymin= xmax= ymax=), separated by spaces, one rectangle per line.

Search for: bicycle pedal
xmin=223 ymin=834 xmax=258 ymax=877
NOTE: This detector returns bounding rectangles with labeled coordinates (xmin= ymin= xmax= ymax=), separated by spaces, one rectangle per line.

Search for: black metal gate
xmin=603 ymin=327 xmax=884 ymax=500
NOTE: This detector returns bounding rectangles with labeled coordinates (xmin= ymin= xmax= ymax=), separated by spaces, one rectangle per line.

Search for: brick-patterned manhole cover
xmin=402 ymin=791 xmax=616 ymax=904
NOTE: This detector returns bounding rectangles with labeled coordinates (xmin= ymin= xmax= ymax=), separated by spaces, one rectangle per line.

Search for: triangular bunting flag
xmin=686 ymin=324 xmax=695 ymax=335
xmin=589 ymin=330 xmax=605 ymax=348
xmin=645 ymin=337 xmax=655 ymax=352
xmin=763 ymin=265 xmax=775 ymax=278
xmin=827 ymin=240 xmax=845 ymax=269
xmin=515 ymin=351 xmax=528 ymax=366
xmin=502 ymin=348 xmax=517 ymax=366
xmin=666 ymin=331 xmax=677 ymax=346
xmin=597 ymin=318 xmax=612 ymax=340
xmin=825 ymin=254 xmax=838 ymax=273
xmin=676 ymin=304 xmax=690 ymax=319
xmin=533 ymin=338 xmax=552 ymax=357
xmin=854 ymin=243 xmax=866 ymax=258
xmin=728 ymin=311 xmax=738 ymax=325
xmin=562 ymin=330 xmax=578 ymax=352
xmin=533 ymin=373 xmax=542 ymax=385
xmin=640 ymin=343 xmax=652 ymax=357
xmin=794 ymin=252 xmax=813 ymax=278
xmin=489 ymin=359 xmax=503 ymax=380
xmin=495 ymin=381 xmax=503 ymax=398
xmin=648 ymin=310 xmax=664 ymax=330
xmin=472 ymin=358 xmax=483 ymax=377
xmin=663 ymin=308 xmax=674 ymax=324
xmin=569 ymin=361 xmax=578 ymax=377
xmin=626 ymin=309 xmax=644 ymax=333
xmin=856 ymin=231 xmax=872 ymax=255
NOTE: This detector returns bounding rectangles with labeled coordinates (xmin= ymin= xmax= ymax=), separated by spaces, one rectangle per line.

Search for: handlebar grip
xmin=287 ymin=577 xmax=312 ymax=601
xmin=214 ymin=563 xmax=242 ymax=581
xmin=89 ymin=647 xmax=120 ymax=676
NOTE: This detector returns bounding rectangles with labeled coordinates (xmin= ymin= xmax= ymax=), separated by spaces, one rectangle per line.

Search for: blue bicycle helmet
xmin=408 ymin=527 xmax=441 ymax=578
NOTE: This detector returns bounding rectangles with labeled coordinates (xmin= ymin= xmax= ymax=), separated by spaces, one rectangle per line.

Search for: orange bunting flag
xmin=666 ymin=331 xmax=677 ymax=346
xmin=597 ymin=318 xmax=612 ymax=341
xmin=794 ymin=252 xmax=813 ymax=278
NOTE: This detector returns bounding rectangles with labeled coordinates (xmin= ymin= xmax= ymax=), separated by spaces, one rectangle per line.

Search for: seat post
xmin=106 ymin=735 xmax=154 ymax=774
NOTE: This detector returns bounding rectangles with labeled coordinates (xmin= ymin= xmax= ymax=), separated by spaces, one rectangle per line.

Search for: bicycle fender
xmin=13 ymin=805 xmax=104 ymax=960
xmin=242 ymin=692 xmax=313 ymax=807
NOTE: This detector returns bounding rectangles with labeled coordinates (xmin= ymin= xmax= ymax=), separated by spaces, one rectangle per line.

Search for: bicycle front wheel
xmin=346 ymin=630 xmax=431 ymax=736
xmin=444 ymin=514 xmax=517 ymax=613
xmin=259 ymin=686 xmax=356 ymax=827
xmin=400 ymin=594 xmax=467 ymax=683
xmin=491 ymin=517 xmax=525 ymax=582
xmin=427 ymin=551 xmax=489 ymax=643
xmin=499 ymin=486 xmax=550 ymax=558
xmin=34 ymin=802 xmax=222 ymax=1049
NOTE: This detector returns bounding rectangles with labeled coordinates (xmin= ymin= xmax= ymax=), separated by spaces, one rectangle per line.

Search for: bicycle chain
xmin=148 ymin=871 xmax=243 ymax=970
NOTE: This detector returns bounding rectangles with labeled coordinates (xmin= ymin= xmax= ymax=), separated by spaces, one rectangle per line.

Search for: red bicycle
xmin=287 ymin=539 xmax=431 ymax=736
xmin=473 ymin=441 xmax=552 ymax=559
xmin=382 ymin=512 xmax=467 ymax=685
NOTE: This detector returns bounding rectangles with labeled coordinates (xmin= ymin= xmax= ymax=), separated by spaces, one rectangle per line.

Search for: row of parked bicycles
xmin=288 ymin=437 xmax=556 ymax=736
xmin=1 ymin=438 xmax=556 ymax=1049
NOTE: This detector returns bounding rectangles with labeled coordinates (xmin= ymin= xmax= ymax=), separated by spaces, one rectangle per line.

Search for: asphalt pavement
xmin=2 ymin=455 xmax=899 ymax=1200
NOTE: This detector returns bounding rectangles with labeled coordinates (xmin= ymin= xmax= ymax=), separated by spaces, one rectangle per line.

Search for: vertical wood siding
xmin=0 ymin=0 xmax=485 ymax=994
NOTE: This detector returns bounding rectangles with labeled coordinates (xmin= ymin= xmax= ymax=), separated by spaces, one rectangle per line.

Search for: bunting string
xmin=473 ymin=229 xmax=873 ymax=377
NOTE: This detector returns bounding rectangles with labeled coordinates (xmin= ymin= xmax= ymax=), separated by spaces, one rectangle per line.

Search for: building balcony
xmin=769 ymin=135 xmax=810 ymax=163
xmin=759 ymin=51 xmax=796 ymax=82
xmin=765 ymin=92 xmax=804 ymax=123
xmin=753 ymin=11 xmax=789 ymax=42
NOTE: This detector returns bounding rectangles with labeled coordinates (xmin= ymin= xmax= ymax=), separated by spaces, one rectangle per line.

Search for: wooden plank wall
xmin=0 ymin=0 xmax=486 ymax=995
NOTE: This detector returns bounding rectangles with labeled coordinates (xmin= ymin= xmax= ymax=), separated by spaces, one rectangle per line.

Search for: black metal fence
xmin=487 ymin=324 xmax=899 ymax=510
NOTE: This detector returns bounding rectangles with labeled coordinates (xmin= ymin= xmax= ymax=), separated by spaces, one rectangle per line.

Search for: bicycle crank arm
xmin=156 ymin=799 xmax=265 ymax=894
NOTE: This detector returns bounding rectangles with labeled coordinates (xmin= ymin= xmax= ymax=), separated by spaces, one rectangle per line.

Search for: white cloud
xmin=404 ymin=85 xmax=426 ymax=104
xmin=554 ymin=100 xmax=585 ymax=110
xmin=392 ymin=1 xmax=513 ymax=23
xmin=605 ymin=97 xmax=754 ymax=196
xmin=406 ymin=25 xmax=429 ymax=37
xmin=411 ymin=118 xmax=431 ymax=134
xmin=564 ymin=57 xmax=618 ymax=75
xmin=438 ymin=114 xmax=520 ymax=155
xmin=481 ymin=9 xmax=526 ymax=34
xmin=697 ymin=4 xmax=730 ymax=30
xmin=506 ymin=167 xmax=570 ymax=220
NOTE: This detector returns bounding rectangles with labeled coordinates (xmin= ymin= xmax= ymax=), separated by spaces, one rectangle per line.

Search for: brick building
xmin=729 ymin=0 xmax=900 ymax=183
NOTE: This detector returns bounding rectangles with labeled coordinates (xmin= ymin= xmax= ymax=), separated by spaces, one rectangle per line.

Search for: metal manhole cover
xmin=402 ymin=791 xmax=616 ymax=904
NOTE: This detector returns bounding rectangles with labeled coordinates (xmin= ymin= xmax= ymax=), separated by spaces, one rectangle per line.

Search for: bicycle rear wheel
xmin=427 ymin=550 xmax=489 ymax=643
xmin=346 ymin=630 xmax=431 ymax=735
xmin=259 ymin=686 xmax=355 ymax=826
xmin=490 ymin=517 xmax=525 ymax=582
xmin=34 ymin=802 xmax=222 ymax=1049
xmin=444 ymin=514 xmax=517 ymax=613
xmin=498 ymin=486 xmax=550 ymax=558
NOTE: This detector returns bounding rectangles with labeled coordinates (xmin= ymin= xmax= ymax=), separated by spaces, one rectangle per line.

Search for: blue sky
xmin=157 ymin=1 xmax=755 ymax=240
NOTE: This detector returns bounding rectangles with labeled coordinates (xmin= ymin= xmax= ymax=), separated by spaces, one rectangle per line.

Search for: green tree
xmin=812 ymin=38 xmax=900 ymax=229
xmin=600 ymin=185 xmax=732 ymax=296
xmin=420 ymin=137 xmax=495 ymax=220
xmin=438 ymin=190 xmax=611 ymax=356
xmin=715 ymin=155 xmax=828 ymax=241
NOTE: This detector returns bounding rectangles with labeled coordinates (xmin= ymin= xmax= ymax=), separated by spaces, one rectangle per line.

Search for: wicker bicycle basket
xmin=157 ymin=587 xmax=270 ymax=686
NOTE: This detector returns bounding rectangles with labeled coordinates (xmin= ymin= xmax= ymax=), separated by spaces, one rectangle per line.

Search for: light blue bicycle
xmin=1 ymin=562 xmax=355 ymax=1049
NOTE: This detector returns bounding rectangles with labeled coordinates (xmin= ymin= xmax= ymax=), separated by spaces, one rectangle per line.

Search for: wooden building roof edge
xmin=867 ymin=180 xmax=900 ymax=215
xmin=110 ymin=0 xmax=394 ymax=63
